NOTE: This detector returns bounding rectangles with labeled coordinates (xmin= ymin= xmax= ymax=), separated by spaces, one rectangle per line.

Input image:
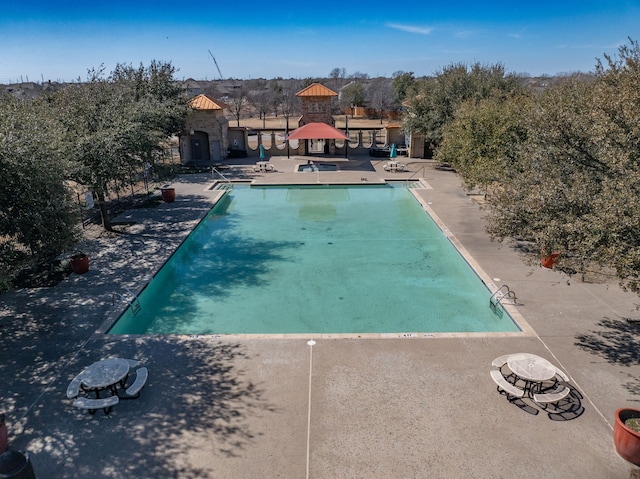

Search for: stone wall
xmin=180 ymin=110 xmax=229 ymax=164
xmin=298 ymin=96 xmax=334 ymax=126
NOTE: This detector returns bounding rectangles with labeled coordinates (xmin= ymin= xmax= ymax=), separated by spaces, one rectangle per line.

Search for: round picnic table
xmin=80 ymin=358 xmax=129 ymax=391
xmin=507 ymin=353 xmax=558 ymax=398
xmin=507 ymin=353 xmax=557 ymax=382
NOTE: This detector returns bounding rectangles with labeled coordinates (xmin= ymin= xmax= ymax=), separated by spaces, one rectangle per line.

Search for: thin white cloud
xmin=507 ymin=28 xmax=527 ymax=39
xmin=386 ymin=23 xmax=433 ymax=35
xmin=455 ymin=30 xmax=476 ymax=39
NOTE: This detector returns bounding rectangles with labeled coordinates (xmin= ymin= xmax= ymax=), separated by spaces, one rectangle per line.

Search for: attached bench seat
xmin=491 ymin=354 xmax=512 ymax=369
xmin=553 ymin=367 xmax=570 ymax=382
xmin=124 ymin=367 xmax=148 ymax=399
xmin=490 ymin=370 xmax=524 ymax=401
xmin=533 ymin=385 xmax=571 ymax=409
xmin=73 ymin=395 xmax=119 ymax=415
xmin=124 ymin=358 xmax=141 ymax=371
xmin=66 ymin=373 xmax=84 ymax=399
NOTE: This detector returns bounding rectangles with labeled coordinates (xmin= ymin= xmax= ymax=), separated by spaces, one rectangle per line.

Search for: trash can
xmin=0 ymin=450 xmax=36 ymax=479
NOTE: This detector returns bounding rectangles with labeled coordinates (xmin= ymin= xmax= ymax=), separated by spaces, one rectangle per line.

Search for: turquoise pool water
xmin=108 ymin=184 xmax=520 ymax=335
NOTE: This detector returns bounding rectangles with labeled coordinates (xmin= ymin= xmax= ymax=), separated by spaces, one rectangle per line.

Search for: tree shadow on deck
xmin=575 ymin=316 xmax=640 ymax=398
xmin=11 ymin=338 xmax=279 ymax=478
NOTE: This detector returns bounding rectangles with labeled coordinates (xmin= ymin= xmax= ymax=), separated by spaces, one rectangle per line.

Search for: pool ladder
xmin=112 ymin=287 xmax=141 ymax=316
xmin=212 ymin=168 xmax=233 ymax=190
xmin=489 ymin=285 xmax=517 ymax=317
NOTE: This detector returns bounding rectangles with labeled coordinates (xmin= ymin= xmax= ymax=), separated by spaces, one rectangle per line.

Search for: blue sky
xmin=1 ymin=1 xmax=639 ymax=83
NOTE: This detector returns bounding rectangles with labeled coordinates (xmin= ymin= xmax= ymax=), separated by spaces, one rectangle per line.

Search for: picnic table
xmin=80 ymin=358 xmax=130 ymax=396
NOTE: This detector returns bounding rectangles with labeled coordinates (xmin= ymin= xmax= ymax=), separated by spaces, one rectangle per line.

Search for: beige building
xmin=179 ymin=94 xmax=229 ymax=164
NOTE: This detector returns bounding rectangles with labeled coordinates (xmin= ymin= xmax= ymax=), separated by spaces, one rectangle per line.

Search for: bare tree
xmin=278 ymin=79 xmax=302 ymax=120
xmin=367 ymin=77 xmax=396 ymax=123
xmin=246 ymin=79 xmax=271 ymax=127
xmin=226 ymin=83 xmax=248 ymax=127
xmin=329 ymin=67 xmax=346 ymax=91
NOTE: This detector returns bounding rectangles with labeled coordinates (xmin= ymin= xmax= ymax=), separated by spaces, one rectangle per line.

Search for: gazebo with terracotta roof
xmin=180 ymin=94 xmax=229 ymax=164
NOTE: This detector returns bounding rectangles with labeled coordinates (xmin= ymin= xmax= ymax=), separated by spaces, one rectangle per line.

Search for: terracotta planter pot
xmin=70 ymin=253 xmax=89 ymax=274
xmin=541 ymin=252 xmax=560 ymax=269
xmin=161 ymin=187 xmax=176 ymax=203
xmin=614 ymin=408 xmax=640 ymax=466
xmin=0 ymin=413 xmax=7 ymax=454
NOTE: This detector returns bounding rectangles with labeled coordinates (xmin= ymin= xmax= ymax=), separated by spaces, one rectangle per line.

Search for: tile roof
xmin=189 ymin=94 xmax=228 ymax=110
xmin=286 ymin=122 xmax=348 ymax=140
xmin=295 ymin=83 xmax=338 ymax=97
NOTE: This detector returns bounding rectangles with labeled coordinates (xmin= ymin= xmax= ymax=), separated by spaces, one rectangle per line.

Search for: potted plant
xmin=614 ymin=408 xmax=640 ymax=466
xmin=69 ymin=253 xmax=89 ymax=274
xmin=541 ymin=252 xmax=560 ymax=269
xmin=0 ymin=413 xmax=7 ymax=453
xmin=160 ymin=186 xmax=176 ymax=203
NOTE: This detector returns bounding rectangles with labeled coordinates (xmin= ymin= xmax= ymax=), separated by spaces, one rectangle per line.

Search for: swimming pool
xmin=108 ymin=184 xmax=520 ymax=336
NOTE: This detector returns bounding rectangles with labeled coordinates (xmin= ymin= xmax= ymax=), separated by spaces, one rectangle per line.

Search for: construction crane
xmin=208 ymin=49 xmax=224 ymax=80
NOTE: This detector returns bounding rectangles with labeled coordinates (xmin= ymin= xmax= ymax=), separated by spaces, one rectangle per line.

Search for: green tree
xmin=339 ymin=82 xmax=366 ymax=117
xmin=0 ymin=94 xmax=78 ymax=284
xmin=392 ymin=71 xmax=416 ymax=104
xmin=111 ymin=61 xmax=188 ymax=170
xmin=403 ymin=62 xmax=522 ymax=148
xmin=436 ymin=94 xmax=531 ymax=193
xmin=56 ymin=61 xmax=186 ymax=231
xmin=483 ymin=39 xmax=640 ymax=291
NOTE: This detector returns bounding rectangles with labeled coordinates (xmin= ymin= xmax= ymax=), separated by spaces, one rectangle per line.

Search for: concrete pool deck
xmin=1 ymin=155 xmax=640 ymax=477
